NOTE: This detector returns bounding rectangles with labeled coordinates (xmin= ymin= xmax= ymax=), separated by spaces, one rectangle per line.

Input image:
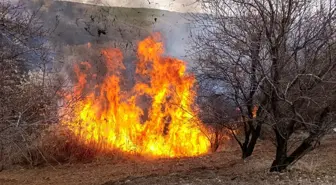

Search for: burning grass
xmin=59 ymin=33 xmax=211 ymax=158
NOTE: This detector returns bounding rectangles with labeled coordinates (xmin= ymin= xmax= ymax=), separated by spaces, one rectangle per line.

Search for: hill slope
xmin=57 ymin=0 xmax=203 ymax=13
xmin=27 ymin=0 xmax=193 ymax=58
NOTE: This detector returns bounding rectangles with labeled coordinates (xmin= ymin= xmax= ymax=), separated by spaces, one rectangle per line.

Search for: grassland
xmin=0 ymin=135 xmax=335 ymax=185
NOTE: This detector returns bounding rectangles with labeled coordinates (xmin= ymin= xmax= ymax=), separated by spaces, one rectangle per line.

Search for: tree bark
xmin=241 ymin=123 xmax=262 ymax=159
xmin=270 ymin=130 xmax=288 ymax=172
xmin=270 ymin=137 xmax=315 ymax=172
xmin=212 ymin=129 xmax=220 ymax=152
xmin=285 ymin=139 xmax=313 ymax=165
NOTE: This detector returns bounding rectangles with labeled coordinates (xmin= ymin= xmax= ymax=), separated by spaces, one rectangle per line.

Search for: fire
xmin=61 ymin=33 xmax=210 ymax=158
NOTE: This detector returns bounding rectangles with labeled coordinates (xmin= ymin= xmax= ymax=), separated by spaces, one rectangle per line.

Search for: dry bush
xmin=0 ymin=71 xmax=63 ymax=168
xmin=203 ymin=125 xmax=234 ymax=152
xmin=38 ymin=125 xmax=98 ymax=164
xmin=12 ymin=124 xmax=114 ymax=167
xmin=0 ymin=1 xmax=82 ymax=169
xmin=38 ymin=124 xmax=136 ymax=165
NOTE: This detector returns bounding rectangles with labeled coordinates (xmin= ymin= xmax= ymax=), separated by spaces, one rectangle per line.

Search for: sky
xmin=57 ymin=0 xmax=203 ymax=13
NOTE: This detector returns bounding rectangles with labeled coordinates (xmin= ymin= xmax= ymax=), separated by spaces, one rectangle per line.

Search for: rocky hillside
xmin=58 ymin=0 xmax=202 ymax=13
xmin=26 ymin=0 xmax=193 ymax=58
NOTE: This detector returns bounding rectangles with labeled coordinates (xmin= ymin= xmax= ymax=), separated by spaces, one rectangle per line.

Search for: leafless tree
xmin=190 ymin=0 xmax=269 ymax=159
xmin=191 ymin=0 xmax=336 ymax=171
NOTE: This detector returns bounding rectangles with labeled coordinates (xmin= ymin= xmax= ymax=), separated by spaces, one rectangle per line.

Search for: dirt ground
xmin=0 ymin=136 xmax=335 ymax=185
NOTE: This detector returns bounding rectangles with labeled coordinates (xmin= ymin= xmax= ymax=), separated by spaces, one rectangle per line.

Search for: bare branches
xmin=0 ymin=1 xmax=65 ymax=168
xmin=192 ymin=0 xmax=336 ymax=171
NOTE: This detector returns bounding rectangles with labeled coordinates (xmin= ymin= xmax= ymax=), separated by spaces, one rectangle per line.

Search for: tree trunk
xmin=241 ymin=143 xmax=249 ymax=159
xmin=270 ymin=128 xmax=317 ymax=172
xmin=212 ymin=129 xmax=220 ymax=152
xmin=288 ymin=140 xmax=313 ymax=162
xmin=270 ymin=139 xmax=315 ymax=172
xmin=241 ymin=123 xmax=262 ymax=159
xmin=246 ymin=124 xmax=261 ymax=156
xmin=270 ymin=131 xmax=288 ymax=172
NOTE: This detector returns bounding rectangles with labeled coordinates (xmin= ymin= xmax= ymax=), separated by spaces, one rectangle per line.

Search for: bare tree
xmin=190 ymin=0 xmax=268 ymax=159
xmin=191 ymin=0 xmax=336 ymax=171
xmin=261 ymin=0 xmax=336 ymax=171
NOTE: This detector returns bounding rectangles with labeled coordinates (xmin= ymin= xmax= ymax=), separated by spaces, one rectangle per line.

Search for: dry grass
xmin=0 ymin=135 xmax=335 ymax=185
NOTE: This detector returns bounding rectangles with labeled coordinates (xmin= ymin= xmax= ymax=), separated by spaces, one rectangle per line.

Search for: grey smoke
xmin=24 ymin=0 xmax=194 ymax=61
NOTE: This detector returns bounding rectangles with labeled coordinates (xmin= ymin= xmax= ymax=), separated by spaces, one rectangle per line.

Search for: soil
xmin=0 ymin=136 xmax=335 ymax=185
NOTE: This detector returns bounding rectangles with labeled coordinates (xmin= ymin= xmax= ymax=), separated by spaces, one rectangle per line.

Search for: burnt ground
xmin=0 ymin=136 xmax=335 ymax=185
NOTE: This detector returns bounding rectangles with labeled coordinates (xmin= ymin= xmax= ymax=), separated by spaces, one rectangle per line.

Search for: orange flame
xmin=61 ymin=33 xmax=210 ymax=158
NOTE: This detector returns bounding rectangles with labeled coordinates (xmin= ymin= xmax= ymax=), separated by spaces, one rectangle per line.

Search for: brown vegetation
xmin=0 ymin=135 xmax=334 ymax=185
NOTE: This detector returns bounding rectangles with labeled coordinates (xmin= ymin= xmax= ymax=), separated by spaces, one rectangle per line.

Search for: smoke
xmin=151 ymin=12 xmax=192 ymax=59
xmin=58 ymin=0 xmax=203 ymax=13
xmin=22 ymin=0 xmax=200 ymax=88
xmin=49 ymin=0 xmax=197 ymax=64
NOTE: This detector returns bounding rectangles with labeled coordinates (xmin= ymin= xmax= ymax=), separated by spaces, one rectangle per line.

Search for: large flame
xmin=61 ymin=33 xmax=210 ymax=158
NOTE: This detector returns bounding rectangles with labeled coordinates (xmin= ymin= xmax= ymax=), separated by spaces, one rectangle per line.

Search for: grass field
xmin=0 ymin=136 xmax=335 ymax=185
